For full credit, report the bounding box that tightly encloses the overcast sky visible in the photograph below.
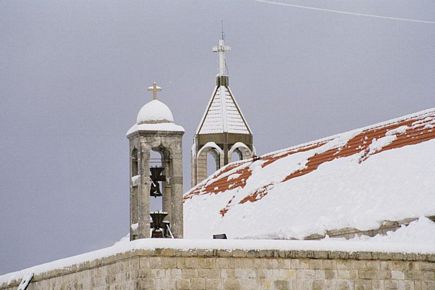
[1,0,434,274]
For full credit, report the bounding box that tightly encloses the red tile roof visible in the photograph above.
[185,108,435,218]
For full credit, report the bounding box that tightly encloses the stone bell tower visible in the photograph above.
[127,82,184,240]
[192,37,254,186]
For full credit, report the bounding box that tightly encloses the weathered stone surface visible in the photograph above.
[1,249,433,290]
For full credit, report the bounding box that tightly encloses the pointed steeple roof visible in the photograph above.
[196,38,252,135]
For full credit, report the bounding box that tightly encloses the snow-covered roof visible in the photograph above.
[127,98,184,136]
[137,99,174,124]
[184,108,435,239]
[196,85,252,135]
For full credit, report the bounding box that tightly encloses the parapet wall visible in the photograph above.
[1,248,434,290]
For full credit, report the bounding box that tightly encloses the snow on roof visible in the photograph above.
[2,217,434,285]
[127,99,184,136]
[196,85,252,135]
[137,99,174,124]
[184,108,435,239]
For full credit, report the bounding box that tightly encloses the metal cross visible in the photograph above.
[147,82,162,100]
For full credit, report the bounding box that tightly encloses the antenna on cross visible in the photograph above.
[221,20,224,40]
[147,82,162,100]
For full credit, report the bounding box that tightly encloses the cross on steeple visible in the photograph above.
[147,82,162,100]
[212,38,231,76]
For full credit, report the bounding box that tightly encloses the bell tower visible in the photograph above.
[192,37,254,186]
[127,82,184,240]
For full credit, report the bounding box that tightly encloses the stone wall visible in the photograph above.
[1,248,434,290]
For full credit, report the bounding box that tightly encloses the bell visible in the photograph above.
[150,167,166,181]
[150,181,162,197]
[150,211,168,238]
[149,166,166,197]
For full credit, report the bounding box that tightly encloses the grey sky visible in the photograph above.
[1,0,434,274]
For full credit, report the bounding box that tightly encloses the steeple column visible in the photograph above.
[137,142,151,239]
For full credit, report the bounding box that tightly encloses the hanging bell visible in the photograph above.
[150,181,162,197]
[150,167,166,181]
[150,166,166,197]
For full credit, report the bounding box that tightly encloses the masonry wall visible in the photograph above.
[1,248,434,290]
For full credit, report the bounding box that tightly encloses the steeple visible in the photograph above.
[191,36,255,186]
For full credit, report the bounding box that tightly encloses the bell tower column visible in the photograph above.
[137,142,151,239]
[127,82,185,240]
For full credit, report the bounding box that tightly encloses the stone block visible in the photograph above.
[197,268,220,279]
[166,269,182,279]
[392,270,406,280]
[355,280,373,290]
[216,258,235,269]
[358,269,380,279]
[321,259,337,270]
[234,268,256,279]
[337,260,353,270]
[181,269,197,279]
[148,257,162,268]
[160,257,177,268]
[175,279,191,290]
[336,280,354,290]
[337,269,358,279]
[205,278,222,289]
[384,280,405,290]
[274,280,290,290]
[424,281,435,290]
[221,269,236,279]
[137,278,155,289]
[405,270,423,280]
[371,280,385,290]
[185,258,201,269]
[324,269,336,279]
[190,278,206,290]
[294,280,313,290]
[423,271,435,281]
[296,269,316,280]
[420,262,435,272]
[199,258,215,269]
[151,269,165,279]
[223,278,242,290]
[277,258,290,268]
[314,270,325,280]
[309,259,323,270]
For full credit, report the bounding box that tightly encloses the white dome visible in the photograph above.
[136,99,174,124]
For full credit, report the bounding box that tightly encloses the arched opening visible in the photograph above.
[228,142,253,162]
[131,148,138,177]
[207,149,219,177]
[231,148,243,162]
[149,149,164,212]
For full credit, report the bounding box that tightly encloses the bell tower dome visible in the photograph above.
[192,37,254,186]
[127,82,184,240]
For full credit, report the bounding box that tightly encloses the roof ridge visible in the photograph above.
[262,107,435,158]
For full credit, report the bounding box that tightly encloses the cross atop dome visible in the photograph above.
[147,82,162,100]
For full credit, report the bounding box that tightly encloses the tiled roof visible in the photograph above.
[184,108,435,239]
[196,86,251,135]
